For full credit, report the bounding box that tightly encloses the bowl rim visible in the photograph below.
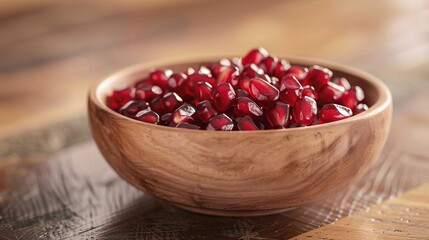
[88,54,392,134]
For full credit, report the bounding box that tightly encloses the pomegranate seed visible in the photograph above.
[279,76,303,105]
[354,103,368,114]
[120,100,150,118]
[171,104,196,125]
[186,68,216,96]
[108,87,134,111]
[216,65,239,87]
[234,97,263,118]
[318,82,345,106]
[283,66,308,81]
[248,78,279,108]
[239,78,252,94]
[292,96,317,126]
[273,59,291,79]
[199,66,212,75]
[302,86,317,100]
[270,76,280,89]
[149,69,173,90]
[135,109,160,124]
[231,57,243,71]
[332,77,351,90]
[342,86,365,111]
[211,59,231,76]
[241,64,264,79]
[259,55,278,75]
[162,92,183,113]
[167,73,187,97]
[212,82,236,112]
[196,100,218,124]
[135,84,163,102]
[194,82,213,105]
[150,97,165,115]
[236,89,249,98]
[185,67,195,76]
[206,114,234,131]
[261,74,273,85]
[303,65,332,90]
[176,122,201,130]
[266,102,292,128]
[160,113,172,125]
[241,48,268,66]
[134,77,151,88]
[318,104,352,123]
[237,116,259,131]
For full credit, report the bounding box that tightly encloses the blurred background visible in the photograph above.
[1,0,429,138]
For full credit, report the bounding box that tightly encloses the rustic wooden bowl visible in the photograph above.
[88,56,392,217]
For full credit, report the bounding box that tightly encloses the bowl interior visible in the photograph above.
[94,56,388,128]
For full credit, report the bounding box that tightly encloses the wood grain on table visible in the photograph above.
[1,0,429,239]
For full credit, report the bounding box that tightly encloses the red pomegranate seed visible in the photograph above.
[239,78,251,94]
[266,102,292,128]
[234,97,263,118]
[237,116,259,131]
[354,103,368,114]
[120,100,150,118]
[342,86,365,111]
[259,55,278,75]
[162,92,183,113]
[318,82,345,106]
[135,109,160,124]
[149,69,173,90]
[206,114,234,131]
[248,78,279,108]
[185,67,195,76]
[108,87,134,111]
[160,113,172,125]
[273,59,291,79]
[171,104,196,125]
[176,122,201,130]
[241,48,268,66]
[292,96,317,126]
[332,77,351,90]
[167,73,187,97]
[135,84,163,102]
[212,82,236,112]
[236,89,249,98]
[279,76,303,105]
[241,64,264,79]
[303,65,332,90]
[318,104,352,123]
[216,65,239,87]
[134,77,151,88]
[196,100,218,124]
[283,66,308,81]
[186,68,216,96]
[149,97,165,115]
[211,59,231,76]
[301,86,317,100]
[194,82,213,105]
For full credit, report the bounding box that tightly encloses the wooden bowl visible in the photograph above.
[88,56,392,216]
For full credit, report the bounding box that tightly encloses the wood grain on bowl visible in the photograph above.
[88,56,392,216]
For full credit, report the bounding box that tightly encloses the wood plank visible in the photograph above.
[293,183,429,239]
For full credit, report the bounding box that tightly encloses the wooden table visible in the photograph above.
[1,0,429,239]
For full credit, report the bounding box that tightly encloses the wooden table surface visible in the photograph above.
[1,0,429,239]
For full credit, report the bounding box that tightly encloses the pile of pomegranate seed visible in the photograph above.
[107,48,368,131]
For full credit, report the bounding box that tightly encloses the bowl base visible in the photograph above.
[171,203,296,217]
